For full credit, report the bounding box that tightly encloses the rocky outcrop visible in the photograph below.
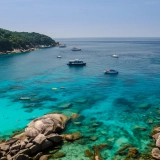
[152,148,160,159]
[0,114,67,160]
[25,114,68,137]
[151,127,160,159]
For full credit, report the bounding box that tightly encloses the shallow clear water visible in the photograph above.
[0,38,160,159]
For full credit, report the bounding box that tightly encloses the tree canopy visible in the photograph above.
[0,28,56,52]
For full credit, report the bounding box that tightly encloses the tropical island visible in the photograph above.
[0,28,58,54]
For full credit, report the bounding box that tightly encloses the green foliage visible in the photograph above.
[0,28,56,52]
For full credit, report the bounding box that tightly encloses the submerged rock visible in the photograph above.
[137,103,151,109]
[117,144,132,156]
[127,147,139,158]
[63,132,82,141]
[90,136,98,141]
[147,119,153,124]
[74,98,87,103]
[58,103,72,109]
[24,109,33,113]
[72,132,82,140]
[52,152,66,158]
[133,126,147,132]
[139,153,153,159]
[71,113,80,121]
[97,143,112,150]
[63,134,74,141]
[75,139,86,145]
[84,149,93,158]
[114,98,133,108]
[92,123,99,127]
[73,122,82,125]
[92,145,102,160]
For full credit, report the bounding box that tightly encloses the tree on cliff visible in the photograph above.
[0,28,56,52]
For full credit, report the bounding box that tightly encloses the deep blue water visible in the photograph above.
[0,38,160,159]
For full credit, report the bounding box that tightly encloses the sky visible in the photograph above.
[0,0,160,38]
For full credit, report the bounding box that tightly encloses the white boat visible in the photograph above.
[71,47,81,51]
[57,55,62,58]
[67,59,86,66]
[112,54,118,58]
[59,44,66,48]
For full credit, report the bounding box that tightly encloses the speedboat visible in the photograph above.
[112,54,118,58]
[67,59,86,66]
[104,70,118,74]
[59,44,66,48]
[57,55,62,58]
[72,47,81,51]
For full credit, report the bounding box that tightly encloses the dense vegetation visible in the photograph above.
[0,28,56,52]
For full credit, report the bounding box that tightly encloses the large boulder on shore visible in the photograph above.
[0,114,67,160]
[25,114,68,137]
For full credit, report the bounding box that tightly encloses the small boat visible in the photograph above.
[112,54,118,58]
[72,47,81,51]
[104,70,118,74]
[67,59,86,66]
[57,55,62,58]
[59,44,66,48]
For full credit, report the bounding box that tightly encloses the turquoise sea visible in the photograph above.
[1,38,160,159]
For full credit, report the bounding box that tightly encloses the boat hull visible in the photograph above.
[72,49,81,51]
[67,63,86,66]
[112,55,118,58]
[105,72,118,74]
[105,70,118,74]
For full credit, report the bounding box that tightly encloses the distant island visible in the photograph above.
[0,28,58,54]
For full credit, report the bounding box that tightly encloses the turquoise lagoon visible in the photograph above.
[0,38,160,159]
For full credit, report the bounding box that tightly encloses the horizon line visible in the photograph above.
[53,36,160,39]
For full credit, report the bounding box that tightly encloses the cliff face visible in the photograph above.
[0,28,57,53]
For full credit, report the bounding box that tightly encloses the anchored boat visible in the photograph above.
[67,59,86,66]
[104,70,118,74]
[71,47,81,51]
[112,54,118,58]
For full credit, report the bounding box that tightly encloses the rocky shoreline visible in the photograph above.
[0,114,67,160]
[0,113,103,160]
[0,45,57,55]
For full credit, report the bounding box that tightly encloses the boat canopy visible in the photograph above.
[69,59,83,63]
